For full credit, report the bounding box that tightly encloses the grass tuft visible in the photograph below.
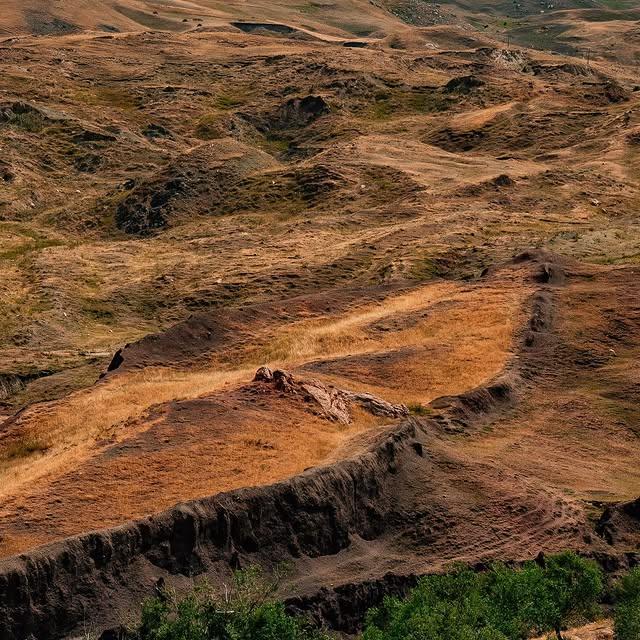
[407,402,432,416]
[3,436,50,460]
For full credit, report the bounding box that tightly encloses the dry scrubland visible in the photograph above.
[0,0,640,636]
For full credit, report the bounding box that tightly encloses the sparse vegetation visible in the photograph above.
[7,110,46,132]
[215,92,248,110]
[0,237,64,261]
[367,88,450,121]
[132,567,331,640]
[70,86,142,111]
[194,113,226,140]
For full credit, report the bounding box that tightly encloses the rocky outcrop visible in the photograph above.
[276,96,330,128]
[443,75,485,94]
[285,572,419,634]
[252,367,409,424]
[597,497,640,547]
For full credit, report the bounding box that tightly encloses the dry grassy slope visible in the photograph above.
[4,0,639,65]
[0,0,404,37]
[0,22,639,412]
[0,0,639,593]
[0,273,526,556]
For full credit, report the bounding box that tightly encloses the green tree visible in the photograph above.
[614,568,640,640]
[135,567,330,640]
[539,552,603,639]
[363,566,505,640]
[362,553,603,640]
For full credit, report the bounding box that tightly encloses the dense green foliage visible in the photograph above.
[614,568,640,640]
[130,555,640,640]
[363,553,603,640]
[133,567,330,640]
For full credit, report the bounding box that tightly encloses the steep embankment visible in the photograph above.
[0,418,420,639]
[1,251,639,640]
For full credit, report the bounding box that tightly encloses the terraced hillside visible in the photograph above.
[0,1,639,639]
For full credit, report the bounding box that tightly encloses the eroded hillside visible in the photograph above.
[0,2,639,638]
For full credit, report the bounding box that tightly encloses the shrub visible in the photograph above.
[8,111,46,132]
[614,568,640,640]
[2,436,50,460]
[406,403,431,416]
[363,553,603,640]
[133,567,330,640]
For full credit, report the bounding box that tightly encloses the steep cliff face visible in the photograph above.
[0,421,419,640]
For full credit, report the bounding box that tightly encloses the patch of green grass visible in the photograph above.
[81,299,116,323]
[0,238,65,261]
[592,251,640,266]
[194,113,225,140]
[370,96,394,120]
[409,257,442,281]
[69,87,142,111]
[594,0,637,11]
[340,23,375,37]
[259,135,292,157]
[367,89,450,121]
[296,2,321,14]
[214,92,248,110]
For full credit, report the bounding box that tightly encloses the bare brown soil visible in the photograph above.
[0,1,640,637]
[534,621,613,640]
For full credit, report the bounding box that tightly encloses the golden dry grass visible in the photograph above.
[1,6,638,560]
[0,279,524,514]
[0,396,383,557]
[0,366,255,495]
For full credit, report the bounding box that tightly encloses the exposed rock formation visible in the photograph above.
[597,497,640,547]
[252,367,409,424]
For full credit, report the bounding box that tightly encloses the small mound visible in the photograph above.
[114,140,280,235]
[426,110,600,155]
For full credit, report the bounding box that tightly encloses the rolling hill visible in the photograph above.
[0,0,639,638]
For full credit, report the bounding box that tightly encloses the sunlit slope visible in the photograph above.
[0,0,404,37]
